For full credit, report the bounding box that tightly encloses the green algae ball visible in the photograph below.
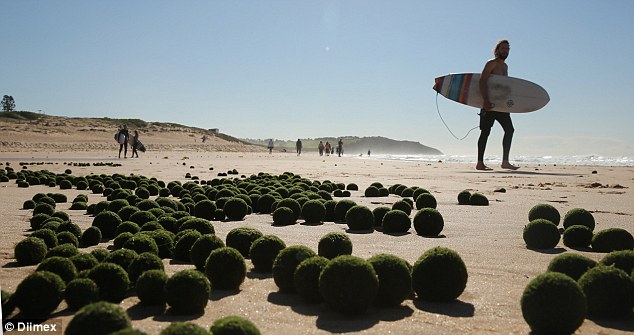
[578,265,634,318]
[520,272,586,334]
[546,253,597,281]
[367,253,412,306]
[319,255,379,314]
[210,316,261,335]
[528,203,560,226]
[272,245,316,293]
[65,301,131,335]
[412,247,467,302]
[523,219,560,249]
[563,208,595,231]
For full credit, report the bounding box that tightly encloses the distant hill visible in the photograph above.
[242,136,443,155]
[0,112,442,155]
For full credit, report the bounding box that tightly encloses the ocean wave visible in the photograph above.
[355,154,634,167]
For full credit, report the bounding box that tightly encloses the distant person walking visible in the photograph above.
[296,139,302,156]
[318,141,324,156]
[324,142,331,156]
[131,130,140,158]
[268,139,274,154]
[477,39,519,171]
[117,125,129,158]
[337,139,344,157]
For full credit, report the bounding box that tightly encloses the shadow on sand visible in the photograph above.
[268,291,414,333]
[528,247,567,255]
[464,170,581,177]
[589,314,634,332]
[210,289,241,301]
[152,309,204,323]
[314,305,414,333]
[246,271,272,280]
[2,261,23,268]
[413,299,475,318]
[127,303,166,320]
[345,228,375,234]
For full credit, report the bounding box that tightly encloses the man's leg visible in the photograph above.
[477,110,494,170]
[497,113,518,170]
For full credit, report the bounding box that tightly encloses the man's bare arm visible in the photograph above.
[480,60,496,110]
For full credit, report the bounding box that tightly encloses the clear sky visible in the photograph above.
[2,1,633,157]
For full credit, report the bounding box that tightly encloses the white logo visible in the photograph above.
[5,321,15,331]
[3,321,59,332]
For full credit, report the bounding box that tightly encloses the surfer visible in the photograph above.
[117,125,129,159]
[477,39,519,171]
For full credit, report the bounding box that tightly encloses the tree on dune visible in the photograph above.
[2,95,16,112]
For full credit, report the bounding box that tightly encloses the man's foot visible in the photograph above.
[501,162,519,170]
[476,162,493,171]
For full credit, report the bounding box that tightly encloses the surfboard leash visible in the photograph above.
[435,93,479,141]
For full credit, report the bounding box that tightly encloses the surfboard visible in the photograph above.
[115,132,126,144]
[433,73,550,113]
[135,140,146,153]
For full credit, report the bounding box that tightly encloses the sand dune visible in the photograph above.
[0,113,263,153]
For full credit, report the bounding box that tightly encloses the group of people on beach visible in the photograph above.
[317,139,343,157]
[317,139,344,156]
[115,125,140,159]
[266,138,346,157]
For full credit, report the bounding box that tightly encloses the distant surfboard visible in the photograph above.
[115,133,126,144]
[135,140,146,153]
[433,73,550,113]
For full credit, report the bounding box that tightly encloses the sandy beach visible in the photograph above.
[1,130,633,334]
[4,1,634,332]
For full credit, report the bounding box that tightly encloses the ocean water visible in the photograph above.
[355,154,634,167]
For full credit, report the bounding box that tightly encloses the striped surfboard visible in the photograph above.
[433,73,550,113]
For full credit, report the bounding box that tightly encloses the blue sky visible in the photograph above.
[2,1,633,157]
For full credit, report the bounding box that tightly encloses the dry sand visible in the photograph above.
[1,135,633,334]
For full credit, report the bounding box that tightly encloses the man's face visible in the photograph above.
[498,43,510,60]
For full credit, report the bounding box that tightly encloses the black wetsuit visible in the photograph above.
[477,110,514,162]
